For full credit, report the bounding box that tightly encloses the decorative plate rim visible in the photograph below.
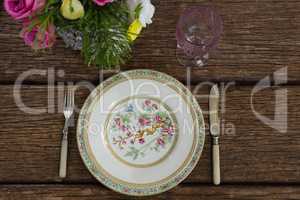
[76,69,205,196]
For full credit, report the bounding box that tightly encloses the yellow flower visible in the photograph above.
[127,19,143,41]
[60,0,84,20]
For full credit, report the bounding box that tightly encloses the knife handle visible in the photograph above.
[213,137,220,185]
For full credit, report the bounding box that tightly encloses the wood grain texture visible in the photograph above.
[1,0,300,83]
[221,85,300,183]
[0,84,210,183]
[0,184,299,200]
[0,85,299,183]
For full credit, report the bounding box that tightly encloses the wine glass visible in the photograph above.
[176,6,223,67]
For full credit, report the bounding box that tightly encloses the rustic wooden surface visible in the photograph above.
[0,0,300,199]
[0,85,300,184]
[1,0,300,84]
[1,185,300,200]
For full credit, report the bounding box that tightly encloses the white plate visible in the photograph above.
[77,70,205,196]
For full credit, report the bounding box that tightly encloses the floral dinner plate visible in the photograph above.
[77,70,205,196]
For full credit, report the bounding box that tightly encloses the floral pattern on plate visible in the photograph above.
[106,97,177,167]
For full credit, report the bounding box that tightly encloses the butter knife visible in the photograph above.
[209,84,221,185]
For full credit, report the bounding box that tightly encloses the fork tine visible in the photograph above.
[64,89,68,109]
[68,88,72,109]
[70,87,73,107]
[66,88,69,108]
[71,88,74,108]
[68,87,74,110]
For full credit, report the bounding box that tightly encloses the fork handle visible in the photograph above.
[212,137,220,185]
[59,132,68,178]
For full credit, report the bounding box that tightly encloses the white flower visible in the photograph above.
[127,0,155,27]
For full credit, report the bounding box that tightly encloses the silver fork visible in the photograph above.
[59,87,74,178]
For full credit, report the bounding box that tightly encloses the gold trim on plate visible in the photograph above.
[83,76,197,187]
[77,70,205,196]
[104,96,179,168]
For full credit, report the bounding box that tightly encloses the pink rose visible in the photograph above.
[4,0,46,20]
[93,0,113,6]
[20,20,56,49]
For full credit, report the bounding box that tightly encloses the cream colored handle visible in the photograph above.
[213,144,220,185]
[59,136,68,178]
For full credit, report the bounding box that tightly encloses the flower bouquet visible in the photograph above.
[4,0,155,68]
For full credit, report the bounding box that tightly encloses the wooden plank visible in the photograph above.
[0,84,210,183]
[0,85,299,183]
[0,184,299,199]
[220,85,300,183]
[1,0,300,83]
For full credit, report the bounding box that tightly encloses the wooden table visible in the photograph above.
[1,0,300,199]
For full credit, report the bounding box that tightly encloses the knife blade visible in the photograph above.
[209,84,221,185]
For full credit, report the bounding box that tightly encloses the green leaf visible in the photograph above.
[122,114,130,124]
[53,1,132,69]
[134,3,143,19]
